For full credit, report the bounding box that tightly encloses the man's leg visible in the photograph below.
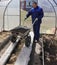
[33,24,40,43]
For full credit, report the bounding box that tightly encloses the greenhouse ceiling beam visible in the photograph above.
[53,0,57,6]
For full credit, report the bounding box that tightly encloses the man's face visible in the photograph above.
[32,3,37,8]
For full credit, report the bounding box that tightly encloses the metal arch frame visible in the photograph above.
[53,0,57,35]
[42,1,57,65]
[53,0,57,6]
[47,0,57,35]
[20,0,21,26]
[3,0,21,31]
[3,0,12,31]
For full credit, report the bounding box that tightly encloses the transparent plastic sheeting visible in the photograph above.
[0,0,20,32]
[38,0,57,34]
[4,0,20,30]
[38,0,57,12]
[0,1,9,32]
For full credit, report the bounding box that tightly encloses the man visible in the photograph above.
[25,1,44,43]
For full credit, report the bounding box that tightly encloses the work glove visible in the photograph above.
[24,16,27,21]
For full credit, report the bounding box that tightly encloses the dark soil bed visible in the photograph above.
[43,35,57,65]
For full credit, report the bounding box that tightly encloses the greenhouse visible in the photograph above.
[0,0,57,65]
[0,0,57,34]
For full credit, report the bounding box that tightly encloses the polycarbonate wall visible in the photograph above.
[4,0,20,30]
[38,0,57,34]
[0,1,9,32]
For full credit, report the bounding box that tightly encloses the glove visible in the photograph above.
[24,16,27,21]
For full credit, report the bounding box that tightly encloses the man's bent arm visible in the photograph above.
[26,9,32,18]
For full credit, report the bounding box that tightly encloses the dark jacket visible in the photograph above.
[26,6,44,25]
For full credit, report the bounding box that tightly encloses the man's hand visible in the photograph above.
[24,16,27,21]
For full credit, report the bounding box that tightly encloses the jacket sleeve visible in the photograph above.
[38,8,44,19]
[26,9,32,18]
